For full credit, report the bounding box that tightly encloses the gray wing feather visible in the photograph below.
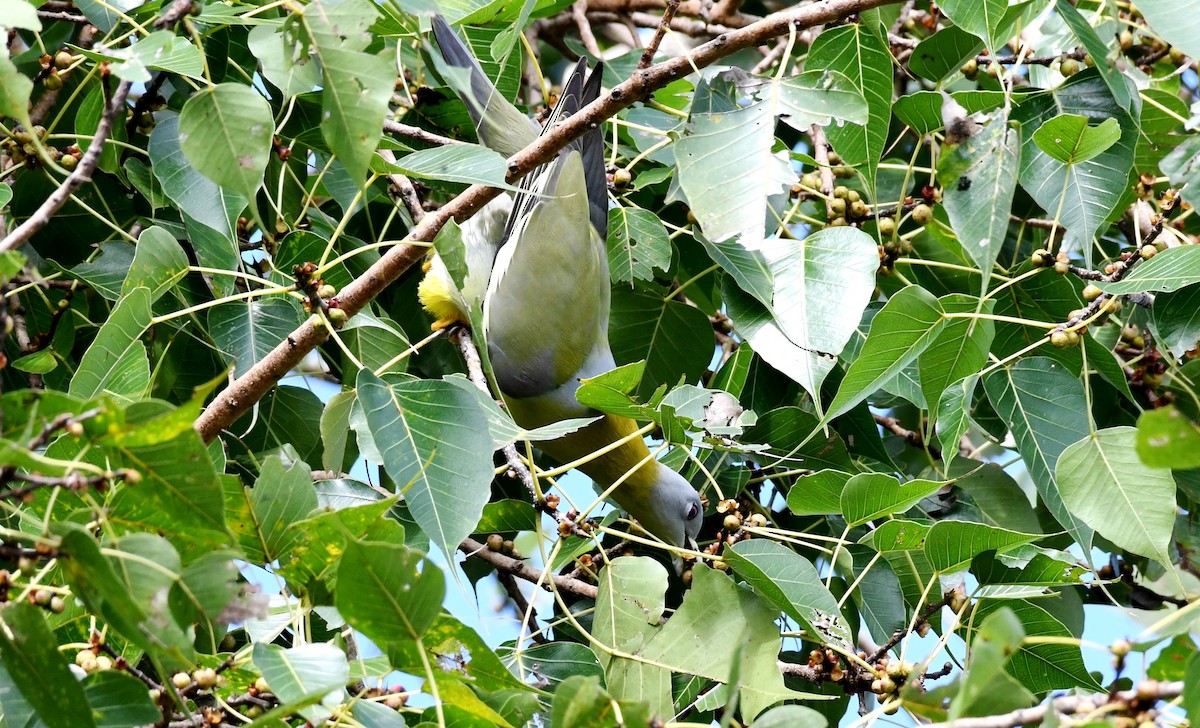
[430,16,538,157]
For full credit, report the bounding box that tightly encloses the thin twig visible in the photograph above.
[459,537,599,599]
[378,150,425,223]
[638,0,682,68]
[866,591,954,663]
[810,125,834,216]
[383,120,466,148]
[573,0,603,58]
[496,571,550,644]
[1,0,194,254]
[0,77,131,253]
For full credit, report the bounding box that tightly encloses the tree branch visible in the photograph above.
[638,0,682,68]
[383,119,466,148]
[0,0,194,254]
[193,0,903,443]
[924,682,1183,728]
[0,78,131,254]
[459,537,599,599]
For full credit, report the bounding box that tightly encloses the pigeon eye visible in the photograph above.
[686,502,700,521]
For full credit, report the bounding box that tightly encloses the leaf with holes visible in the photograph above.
[608,205,672,284]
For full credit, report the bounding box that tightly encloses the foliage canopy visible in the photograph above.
[1,0,1200,726]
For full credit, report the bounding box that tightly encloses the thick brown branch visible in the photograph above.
[194,0,903,442]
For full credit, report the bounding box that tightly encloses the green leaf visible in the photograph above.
[69,243,133,301]
[179,83,273,200]
[87,31,204,83]
[983,357,1093,551]
[744,406,853,471]
[1095,246,1200,294]
[725,539,854,648]
[123,226,188,302]
[0,54,33,132]
[384,144,511,187]
[592,556,672,718]
[353,370,494,561]
[787,470,851,517]
[908,26,983,83]
[551,676,628,728]
[274,493,396,592]
[238,384,325,468]
[972,549,1089,589]
[208,298,301,375]
[85,671,160,728]
[253,642,348,722]
[861,519,936,609]
[674,100,795,246]
[608,205,672,284]
[1057,426,1177,567]
[386,613,527,694]
[246,455,317,562]
[498,643,603,688]
[104,427,231,551]
[149,113,245,239]
[697,234,773,308]
[0,0,41,31]
[754,705,828,728]
[302,0,392,182]
[1014,73,1135,265]
[924,521,1040,572]
[637,566,814,720]
[919,295,995,413]
[1151,284,1200,358]
[1138,0,1200,59]
[70,286,152,401]
[823,286,947,423]
[935,374,976,465]
[1185,652,1200,718]
[846,544,907,641]
[950,608,1032,720]
[895,90,1009,134]
[1055,0,1133,110]
[609,288,714,399]
[938,114,1019,292]
[12,349,57,374]
[1032,114,1121,165]
[1137,406,1200,470]
[56,526,194,670]
[0,603,96,728]
[760,69,869,131]
[940,0,1006,48]
[724,227,877,402]
[841,473,943,527]
[969,599,1101,691]
[247,21,321,98]
[806,24,892,191]
[337,539,445,643]
[341,312,411,375]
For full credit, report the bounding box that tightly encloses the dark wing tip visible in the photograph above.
[579,63,608,239]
